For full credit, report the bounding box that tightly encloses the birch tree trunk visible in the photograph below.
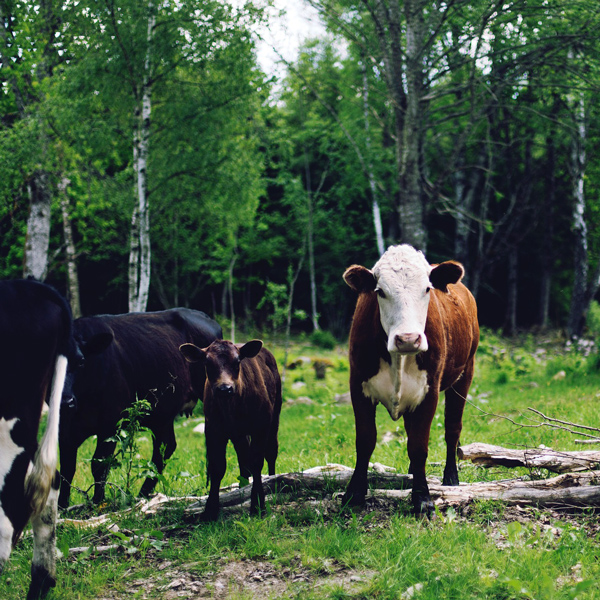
[361,57,385,255]
[129,7,155,313]
[58,177,81,319]
[567,90,588,338]
[23,170,52,281]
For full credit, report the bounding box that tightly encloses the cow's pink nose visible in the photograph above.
[395,333,421,349]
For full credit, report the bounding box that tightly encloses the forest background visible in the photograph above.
[2,0,600,341]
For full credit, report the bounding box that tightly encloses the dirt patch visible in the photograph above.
[109,558,375,599]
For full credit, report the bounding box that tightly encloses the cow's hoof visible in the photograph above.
[341,491,366,508]
[198,509,219,523]
[442,470,459,487]
[413,497,435,519]
[27,566,56,599]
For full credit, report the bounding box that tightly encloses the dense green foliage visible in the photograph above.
[2,1,600,333]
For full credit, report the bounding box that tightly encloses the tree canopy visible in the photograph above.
[2,0,600,337]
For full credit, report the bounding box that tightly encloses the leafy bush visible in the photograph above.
[310,329,337,350]
[586,300,600,339]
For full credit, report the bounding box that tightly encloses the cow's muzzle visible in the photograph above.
[215,383,235,398]
[393,333,426,354]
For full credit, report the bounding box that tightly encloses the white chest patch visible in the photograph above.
[362,356,429,421]
[0,417,24,560]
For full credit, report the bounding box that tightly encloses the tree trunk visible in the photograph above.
[361,56,385,255]
[128,7,155,313]
[23,171,52,281]
[399,0,426,251]
[539,132,556,330]
[58,177,81,319]
[567,91,588,338]
[503,235,518,336]
[227,250,238,342]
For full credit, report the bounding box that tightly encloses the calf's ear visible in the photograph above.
[343,265,376,293]
[429,261,465,292]
[239,339,263,360]
[179,343,206,363]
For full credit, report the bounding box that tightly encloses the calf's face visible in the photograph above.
[180,339,263,399]
[344,245,464,355]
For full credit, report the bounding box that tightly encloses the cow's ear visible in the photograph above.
[239,339,263,360]
[430,261,465,292]
[82,332,113,356]
[180,343,206,363]
[343,265,376,293]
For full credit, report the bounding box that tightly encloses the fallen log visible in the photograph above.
[184,464,414,515]
[458,443,600,473]
[378,471,600,507]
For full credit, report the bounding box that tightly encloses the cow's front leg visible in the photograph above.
[57,436,78,509]
[139,422,177,498]
[201,426,228,522]
[27,473,59,600]
[342,389,377,507]
[231,435,252,481]
[404,391,438,517]
[91,435,117,504]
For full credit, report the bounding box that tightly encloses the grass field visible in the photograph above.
[3,329,600,599]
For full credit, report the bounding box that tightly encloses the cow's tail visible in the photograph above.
[25,354,67,516]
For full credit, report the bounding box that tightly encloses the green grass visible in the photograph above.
[3,329,600,599]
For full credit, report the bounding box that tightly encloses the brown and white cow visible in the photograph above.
[342,244,479,515]
[180,339,282,521]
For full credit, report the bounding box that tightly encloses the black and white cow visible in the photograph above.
[0,279,75,598]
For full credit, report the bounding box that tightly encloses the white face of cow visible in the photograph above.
[344,244,466,356]
[372,246,433,354]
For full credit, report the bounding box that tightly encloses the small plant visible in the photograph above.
[104,396,160,505]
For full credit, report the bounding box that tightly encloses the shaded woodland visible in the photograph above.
[2,0,600,338]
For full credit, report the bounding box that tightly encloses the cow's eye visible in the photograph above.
[376,287,386,299]
[425,286,432,294]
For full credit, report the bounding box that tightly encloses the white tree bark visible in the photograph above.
[362,58,385,255]
[23,172,52,281]
[129,7,155,313]
[59,177,82,318]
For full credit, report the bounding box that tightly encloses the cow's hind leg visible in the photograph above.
[140,422,177,498]
[248,435,267,516]
[443,361,474,487]
[265,419,279,476]
[342,390,377,507]
[27,472,59,600]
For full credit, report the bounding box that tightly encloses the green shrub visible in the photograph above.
[310,329,337,350]
[586,300,600,339]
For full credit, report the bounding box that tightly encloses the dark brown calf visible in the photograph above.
[180,339,282,521]
[342,245,479,515]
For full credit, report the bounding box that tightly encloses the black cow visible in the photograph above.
[180,339,282,521]
[58,308,222,508]
[0,279,75,598]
